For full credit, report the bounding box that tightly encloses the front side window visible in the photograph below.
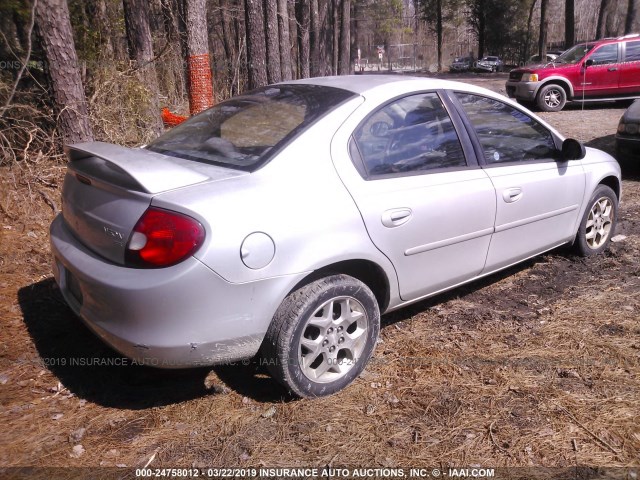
[147,85,356,171]
[353,92,467,177]
[455,93,556,164]
[555,43,595,65]
[588,43,619,65]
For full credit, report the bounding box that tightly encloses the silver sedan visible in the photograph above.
[50,76,621,397]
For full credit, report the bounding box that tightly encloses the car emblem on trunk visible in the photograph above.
[103,226,124,246]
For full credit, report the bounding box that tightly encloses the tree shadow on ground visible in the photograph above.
[18,279,290,408]
[20,259,540,406]
[19,244,586,406]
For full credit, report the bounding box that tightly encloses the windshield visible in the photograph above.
[554,43,595,64]
[147,84,356,171]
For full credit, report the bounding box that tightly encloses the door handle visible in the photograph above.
[608,67,618,71]
[381,208,412,227]
[502,187,523,203]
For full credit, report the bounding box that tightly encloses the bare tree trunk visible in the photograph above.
[218,0,233,61]
[245,0,268,88]
[436,0,443,72]
[564,0,575,49]
[35,0,93,144]
[338,0,350,75]
[109,0,130,62]
[234,0,247,92]
[596,0,611,39]
[476,0,486,59]
[277,0,293,80]
[317,0,330,76]
[524,0,536,61]
[264,0,282,83]
[123,0,163,135]
[0,11,23,61]
[86,0,114,59]
[288,0,298,77]
[296,0,310,78]
[310,0,321,76]
[332,0,339,75]
[185,0,214,113]
[538,0,548,58]
[350,0,357,69]
[625,0,637,34]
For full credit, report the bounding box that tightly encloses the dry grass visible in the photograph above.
[1,75,639,473]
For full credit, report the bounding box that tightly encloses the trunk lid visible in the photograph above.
[62,141,246,265]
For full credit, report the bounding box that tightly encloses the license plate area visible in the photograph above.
[66,269,84,306]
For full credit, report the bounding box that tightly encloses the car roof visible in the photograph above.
[279,75,486,96]
[586,33,640,47]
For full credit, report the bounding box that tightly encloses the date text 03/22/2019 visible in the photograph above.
[134,467,497,478]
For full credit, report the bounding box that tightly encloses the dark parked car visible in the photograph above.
[475,56,503,72]
[450,57,472,72]
[507,34,640,111]
[616,100,640,162]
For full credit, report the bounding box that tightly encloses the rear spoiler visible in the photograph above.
[65,142,209,194]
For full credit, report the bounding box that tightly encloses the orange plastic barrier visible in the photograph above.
[187,53,214,115]
[161,53,214,127]
[161,107,187,127]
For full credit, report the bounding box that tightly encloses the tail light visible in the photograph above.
[125,207,205,267]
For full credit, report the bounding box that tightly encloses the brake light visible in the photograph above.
[126,207,205,267]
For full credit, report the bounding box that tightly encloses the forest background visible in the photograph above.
[0,0,638,157]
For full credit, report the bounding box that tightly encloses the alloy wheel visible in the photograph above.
[298,296,369,383]
[585,196,614,249]
[544,88,563,109]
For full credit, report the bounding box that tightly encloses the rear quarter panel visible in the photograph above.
[151,97,399,290]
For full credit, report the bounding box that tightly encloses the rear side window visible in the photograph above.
[625,41,640,62]
[353,92,467,177]
[455,93,556,164]
[147,85,356,171]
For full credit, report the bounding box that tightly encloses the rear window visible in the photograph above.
[626,41,640,62]
[147,84,356,171]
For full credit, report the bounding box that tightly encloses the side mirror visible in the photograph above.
[585,59,594,67]
[561,138,586,160]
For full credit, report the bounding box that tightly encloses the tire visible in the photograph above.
[536,84,567,112]
[574,185,618,256]
[262,274,380,398]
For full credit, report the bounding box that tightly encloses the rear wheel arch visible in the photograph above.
[287,259,391,313]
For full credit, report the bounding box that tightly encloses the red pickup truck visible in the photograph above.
[506,34,640,111]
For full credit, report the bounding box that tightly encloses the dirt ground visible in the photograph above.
[1,74,639,475]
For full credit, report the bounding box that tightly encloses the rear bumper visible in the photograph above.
[476,63,499,72]
[505,80,540,101]
[50,214,304,367]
